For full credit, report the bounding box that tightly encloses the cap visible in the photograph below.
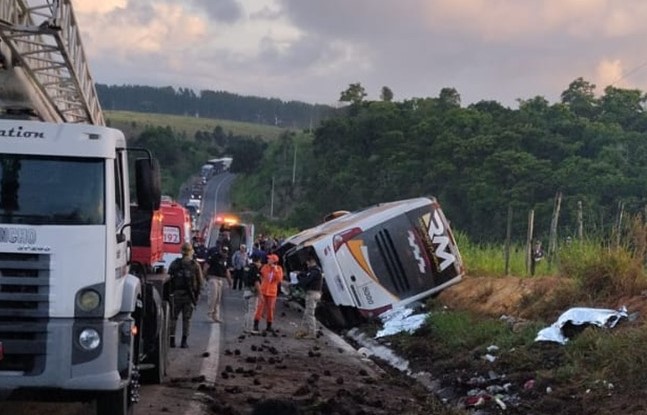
[221,246,229,252]
[181,242,194,255]
[250,253,261,262]
[267,254,279,263]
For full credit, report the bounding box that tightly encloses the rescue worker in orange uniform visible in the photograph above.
[252,254,283,333]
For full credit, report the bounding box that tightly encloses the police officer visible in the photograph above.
[203,246,232,323]
[295,254,323,339]
[168,242,203,348]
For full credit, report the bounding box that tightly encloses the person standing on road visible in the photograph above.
[168,242,203,348]
[253,254,283,333]
[295,255,323,339]
[203,246,232,323]
[231,244,248,290]
[243,254,263,334]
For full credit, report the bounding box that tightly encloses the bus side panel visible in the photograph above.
[311,241,356,308]
[333,242,399,310]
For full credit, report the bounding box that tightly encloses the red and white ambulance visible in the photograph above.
[156,199,193,270]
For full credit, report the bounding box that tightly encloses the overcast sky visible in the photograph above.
[74,0,647,107]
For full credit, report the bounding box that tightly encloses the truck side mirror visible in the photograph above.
[135,158,161,210]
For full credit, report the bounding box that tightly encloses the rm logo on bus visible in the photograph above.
[423,211,456,272]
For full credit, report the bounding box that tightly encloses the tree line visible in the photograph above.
[96,84,337,130]
[240,78,647,243]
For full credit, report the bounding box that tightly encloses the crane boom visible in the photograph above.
[0,0,103,124]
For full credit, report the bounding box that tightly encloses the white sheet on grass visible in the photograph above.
[535,306,628,344]
[376,307,429,338]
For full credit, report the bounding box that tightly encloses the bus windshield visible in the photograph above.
[0,154,105,225]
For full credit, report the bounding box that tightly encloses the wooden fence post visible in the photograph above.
[577,200,583,239]
[548,192,562,265]
[526,209,534,276]
[504,204,512,275]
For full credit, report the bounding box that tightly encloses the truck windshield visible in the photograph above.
[0,154,104,225]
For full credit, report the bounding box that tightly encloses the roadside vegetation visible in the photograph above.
[383,220,647,414]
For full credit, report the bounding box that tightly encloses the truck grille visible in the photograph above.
[0,253,50,374]
[375,230,410,294]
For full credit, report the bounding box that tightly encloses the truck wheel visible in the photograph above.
[96,387,133,415]
[142,300,170,384]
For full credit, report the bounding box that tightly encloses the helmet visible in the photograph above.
[181,242,194,255]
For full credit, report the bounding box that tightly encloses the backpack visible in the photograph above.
[170,258,195,291]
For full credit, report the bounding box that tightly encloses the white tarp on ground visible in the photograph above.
[535,306,628,344]
[376,307,429,338]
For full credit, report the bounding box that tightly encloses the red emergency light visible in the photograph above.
[0,341,4,361]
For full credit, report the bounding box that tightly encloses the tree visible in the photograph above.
[560,77,598,119]
[438,87,461,109]
[380,86,394,102]
[339,83,367,105]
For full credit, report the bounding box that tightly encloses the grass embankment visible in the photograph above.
[388,230,647,413]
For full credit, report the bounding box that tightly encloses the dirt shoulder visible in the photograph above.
[381,275,647,415]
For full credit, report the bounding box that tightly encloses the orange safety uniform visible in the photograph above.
[254,262,284,324]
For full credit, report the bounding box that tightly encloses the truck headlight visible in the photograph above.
[77,289,101,312]
[78,328,101,351]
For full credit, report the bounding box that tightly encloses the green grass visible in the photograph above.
[105,110,288,141]
[456,232,557,277]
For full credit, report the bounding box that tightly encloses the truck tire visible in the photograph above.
[96,387,133,415]
[143,300,170,384]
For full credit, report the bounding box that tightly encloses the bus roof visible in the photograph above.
[282,197,435,249]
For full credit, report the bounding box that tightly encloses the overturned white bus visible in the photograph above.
[278,197,464,328]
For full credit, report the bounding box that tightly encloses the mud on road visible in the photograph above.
[199,299,456,415]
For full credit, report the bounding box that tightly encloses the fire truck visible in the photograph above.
[0,1,170,414]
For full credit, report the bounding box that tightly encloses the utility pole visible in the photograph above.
[270,175,275,219]
[292,143,297,185]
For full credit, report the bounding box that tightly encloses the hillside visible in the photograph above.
[105,110,288,141]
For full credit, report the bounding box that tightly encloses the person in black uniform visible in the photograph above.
[295,254,323,339]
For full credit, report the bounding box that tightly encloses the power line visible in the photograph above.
[610,59,647,86]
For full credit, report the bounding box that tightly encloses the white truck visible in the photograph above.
[0,1,169,414]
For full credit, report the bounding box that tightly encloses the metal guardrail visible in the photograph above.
[0,0,104,125]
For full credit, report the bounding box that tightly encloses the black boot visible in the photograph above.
[266,322,273,333]
[180,336,188,348]
[170,336,176,348]
[252,320,260,334]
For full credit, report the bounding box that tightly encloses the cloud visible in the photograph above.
[72,0,647,106]
[74,0,127,14]
[189,0,243,24]
[595,59,625,89]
